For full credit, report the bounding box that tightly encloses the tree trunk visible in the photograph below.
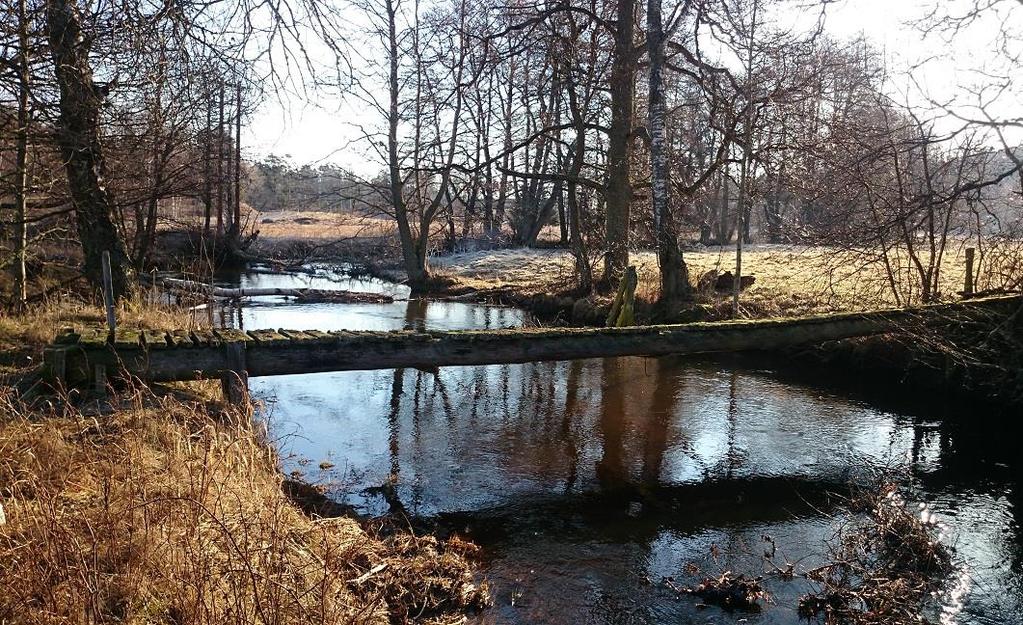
[718,167,731,245]
[568,181,592,292]
[523,183,562,247]
[384,0,428,289]
[216,83,225,236]
[13,0,30,305]
[232,83,242,240]
[565,77,592,292]
[492,57,515,240]
[203,97,213,239]
[647,0,689,306]
[45,0,133,299]
[557,188,568,244]
[733,0,758,318]
[603,0,636,285]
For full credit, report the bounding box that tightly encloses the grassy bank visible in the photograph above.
[430,244,1009,319]
[0,300,489,624]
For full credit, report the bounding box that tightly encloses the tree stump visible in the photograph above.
[606,266,638,327]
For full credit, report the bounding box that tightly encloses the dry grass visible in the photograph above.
[431,243,1020,317]
[253,211,396,243]
[0,389,487,624]
[0,297,203,378]
[0,302,489,625]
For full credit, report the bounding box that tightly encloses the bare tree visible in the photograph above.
[45,0,133,298]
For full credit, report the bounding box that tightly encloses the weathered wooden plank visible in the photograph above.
[79,327,109,348]
[168,330,194,348]
[214,328,254,344]
[54,327,79,345]
[142,329,170,349]
[279,329,318,342]
[191,329,221,346]
[113,329,143,350]
[248,329,290,346]
[304,330,336,342]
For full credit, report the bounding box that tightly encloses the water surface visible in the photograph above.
[215,264,1022,625]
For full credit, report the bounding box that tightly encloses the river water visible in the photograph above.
[213,265,1022,625]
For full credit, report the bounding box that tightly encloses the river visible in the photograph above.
[210,264,1022,625]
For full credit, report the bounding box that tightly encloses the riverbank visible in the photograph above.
[428,245,992,321]
[423,247,1023,406]
[0,279,1002,624]
[0,300,489,624]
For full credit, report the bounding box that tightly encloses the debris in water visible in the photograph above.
[799,480,955,624]
[667,571,768,612]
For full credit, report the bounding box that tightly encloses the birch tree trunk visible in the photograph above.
[13,0,30,304]
[647,0,689,306]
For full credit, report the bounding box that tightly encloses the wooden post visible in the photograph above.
[42,346,68,389]
[221,341,249,405]
[50,347,66,385]
[101,250,116,336]
[964,247,975,296]
[94,363,107,396]
[234,83,242,234]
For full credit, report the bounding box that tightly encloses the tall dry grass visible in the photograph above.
[0,386,488,624]
[0,296,197,348]
[0,297,488,625]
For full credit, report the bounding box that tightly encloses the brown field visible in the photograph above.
[253,210,396,242]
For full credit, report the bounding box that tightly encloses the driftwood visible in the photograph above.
[157,277,394,303]
[697,270,755,293]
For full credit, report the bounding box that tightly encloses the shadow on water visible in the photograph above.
[212,265,1022,625]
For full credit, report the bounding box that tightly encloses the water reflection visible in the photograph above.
[211,266,1022,625]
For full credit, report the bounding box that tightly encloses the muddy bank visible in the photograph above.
[792,332,1023,409]
[778,293,1023,408]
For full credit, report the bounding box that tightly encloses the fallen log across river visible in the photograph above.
[42,294,1021,403]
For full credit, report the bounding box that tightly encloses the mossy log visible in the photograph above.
[43,295,1021,387]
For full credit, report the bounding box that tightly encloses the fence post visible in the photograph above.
[964,247,975,297]
[101,250,116,335]
[222,341,249,406]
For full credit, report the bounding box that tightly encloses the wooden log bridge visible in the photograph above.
[42,295,1021,404]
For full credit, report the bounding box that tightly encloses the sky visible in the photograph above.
[242,0,1016,175]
